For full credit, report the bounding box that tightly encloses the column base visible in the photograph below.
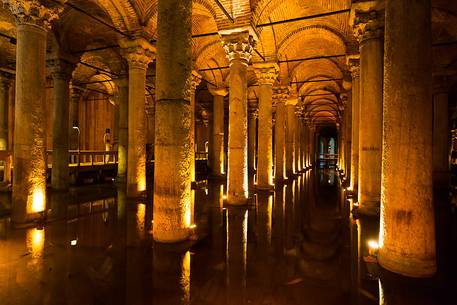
[153,227,191,243]
[255,184,274,192]
[226,194,248,206]
[352,202,380,218]
[379,248,436,278]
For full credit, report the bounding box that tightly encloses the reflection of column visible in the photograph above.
[226,207,248,305]
[120,38,154,197]
[221,30,256,204]
[114,77,128,181]
[286,97,297,177]
[274,87,288,183]
[5,1,62,224]
[348,56,360,192]
[352,8,384,215]
[49,59,74,191]
[247,100,257,174]
[190,71,202,182]
[379,0,436,277]
[0,73,11,151]
[208,86,227,176]
[153,0,192,242]
[432,78,450,188]
[254,63,278,189]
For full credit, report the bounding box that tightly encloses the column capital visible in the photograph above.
[119,37,156,70]
[273,86,289,105]
[346,55,360,78]
[351,4,385,43]
[340,93,349,106]
[191,70,202,92]
[253,62,279,85]
[2,0,62,30]
[220,29,256,64]
[248,99,258,118]
[208,85,228,97]
[70,84,84,100]
[47,58,75,80]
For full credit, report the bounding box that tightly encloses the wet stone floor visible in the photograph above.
[0,168,456,305]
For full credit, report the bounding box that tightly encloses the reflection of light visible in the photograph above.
[267,195,272,244]
[136,203,146,233]
[31,188,45,213]
[242,210,248,272]
[189,224,196,229]
[71,239,77,246]
[368,240,379,256]
[205,188,208,195]
[219,185,224,208]
[137,176,146,192]
[181,251,191,303]
[26,228,45,258]
[222,194,227,200]
[185,201,192,228]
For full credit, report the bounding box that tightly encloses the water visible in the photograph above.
[0,169,455,305]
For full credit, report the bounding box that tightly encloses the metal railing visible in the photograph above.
[46,150,118,167]
[318,153,338,160]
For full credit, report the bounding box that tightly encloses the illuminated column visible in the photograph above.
[247,100,257,174]
[4,1,62,224]
[341,93,351,180]
[114,77,128,181]
[190,71,202,182]
[294,112,302,172]
[352,8,384,215]
[120,38,155,197]
[49,59,74,191]
[145,99,155,155]
[379,0,436,277]
[153,0,193,242]
[274,87,288,183]
[432,77,450,188]
[285,97,297,178]
[208,86,227,176]
[348,56,360,192]
[0,73,11,151]
[309,126,316,166]
[254,63,278,189]
[303,122,309,168]
[221,30,256,204]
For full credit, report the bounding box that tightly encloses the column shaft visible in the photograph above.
[349,60,360,192]
[274,100,286,182]
[127,66,147,196]
[51,72,71,190]
[379,0,436,277]
[294,115,301,172]
[286,102,296,177]
[433,92,449,187]
[116,78,128,181]
[248,106,257,173]
[13,24,48,224]
[209,91,226,176]
[356,18,384,214]
[257,83,274,188]
[0,75,10,150]
[153,0,192,242]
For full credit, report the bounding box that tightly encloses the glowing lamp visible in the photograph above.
[367,240,379,256]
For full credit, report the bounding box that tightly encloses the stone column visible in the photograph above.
[145,100,155,158]
[254,62,278,189]
[49,59,74,191]
[294,112,302,172]
[0,73,11,151]
[344,94,352,181]
[348,56,360,193]
[208,86,227,177]
[285,97,297,178]
[190,71,202,182]
[120,38,155,197]
[274,87,288,183]
[221,30,256,204]
[303,122,309,168]
[352,8,384,215]
[69,86,82,156]
[114,77,128,181]
[309,126,316,166]
[432,77,450,188]
[153,0,193,242]
[247,100,257,174]
[3,0,62,224]
[379,0,436,277]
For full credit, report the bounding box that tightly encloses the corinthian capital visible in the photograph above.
[273,86,289,105]
[191,70,202,92]
[346,55,360,79]
[120,37,156,70]
[220,29,257,64]
[253,62,279,85]
[352,9,384,43]
[2,0,62,29]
